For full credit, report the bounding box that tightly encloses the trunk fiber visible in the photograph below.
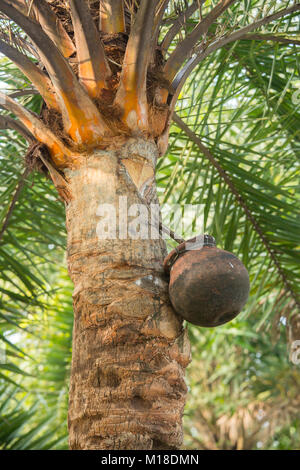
[66,138,190,450]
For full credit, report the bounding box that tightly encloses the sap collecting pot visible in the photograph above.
[164,236,250,327]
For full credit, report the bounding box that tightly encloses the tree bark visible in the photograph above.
[66,138,190,450]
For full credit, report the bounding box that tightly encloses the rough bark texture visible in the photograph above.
[66,139,190,450]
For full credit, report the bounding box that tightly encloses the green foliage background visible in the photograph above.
[0,0,300,450]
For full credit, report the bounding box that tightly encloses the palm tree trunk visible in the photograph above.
[66,138,190,450]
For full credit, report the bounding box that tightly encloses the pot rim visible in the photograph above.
[163,234,216,274]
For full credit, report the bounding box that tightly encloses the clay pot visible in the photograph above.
[164,235,250,327]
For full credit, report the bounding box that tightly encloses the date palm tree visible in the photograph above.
[0,0,299,450]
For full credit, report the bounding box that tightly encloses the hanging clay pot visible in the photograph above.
[164,235,250,327]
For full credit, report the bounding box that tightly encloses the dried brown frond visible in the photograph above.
[101,32,128,69]
[24,141,49,175]
[46,0,74,36]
